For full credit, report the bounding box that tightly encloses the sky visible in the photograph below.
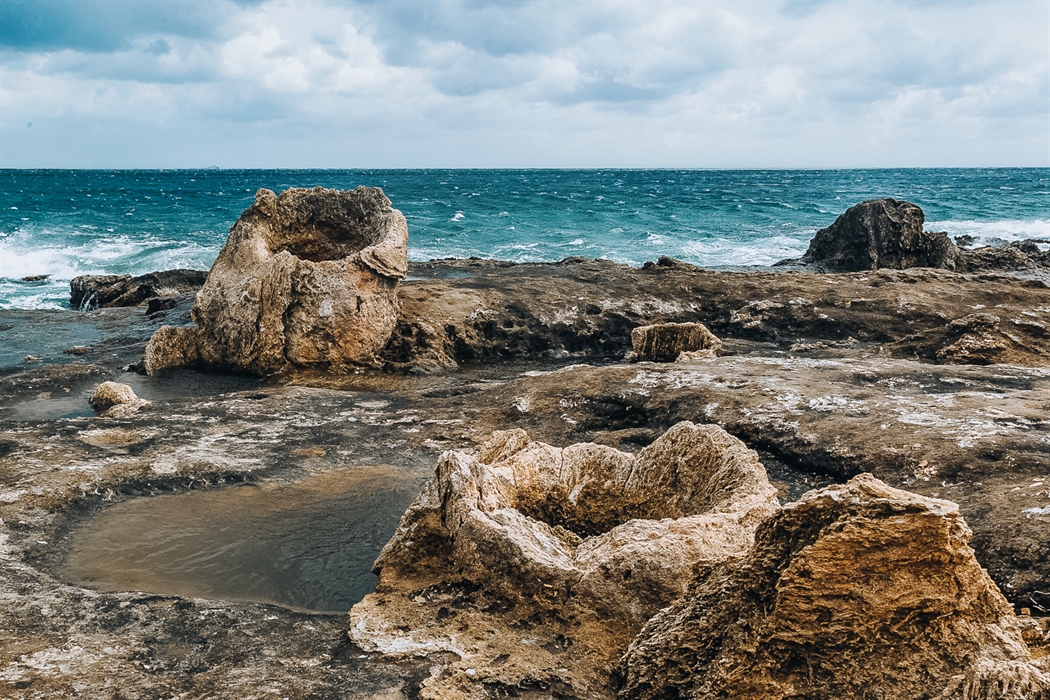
[1,0,1048,169]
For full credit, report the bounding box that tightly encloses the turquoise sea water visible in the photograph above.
[1,168,1048,310]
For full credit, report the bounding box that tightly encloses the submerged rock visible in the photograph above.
[793,198,959,271]
[89,381,148,418]
[630,322,721,362]
[70,270,207,310]
[143,187,408,375]
[620,474,1050,700]
[349,421,777,698]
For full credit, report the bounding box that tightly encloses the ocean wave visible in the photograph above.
[927,219,1050,245]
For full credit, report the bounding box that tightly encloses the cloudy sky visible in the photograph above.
[1,0,1048,168]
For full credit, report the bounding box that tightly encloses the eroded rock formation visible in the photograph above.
[143,187,407,375]
[620,474,1050,700]
[348,421,777,698]
[630,322,721,362]
[795,198,959,271]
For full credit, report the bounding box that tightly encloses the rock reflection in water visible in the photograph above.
[59,466,425,613]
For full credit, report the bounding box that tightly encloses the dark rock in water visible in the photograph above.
[620,474,1050,700]
[20,275,49,282]
[955,234,977,249]
[143,186,408,376]
[145,296,179,315]
[792,198,959,272]
[70,270,207,310]
[61,346,93,356]
[630,322,721,362]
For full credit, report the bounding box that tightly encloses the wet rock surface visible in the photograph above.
[2,257,1049,697]
[70,270,207,311]
[144,186,408,375]
[621,474,1049,699]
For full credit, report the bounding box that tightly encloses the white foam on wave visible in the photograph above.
[929,219,1050,246]
[679,233,810,267]
[0,227,219,309]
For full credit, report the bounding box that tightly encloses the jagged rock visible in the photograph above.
[89,381,149,417]
[958,239,1050,273]
[630,322,721,362]
[348,421,777,698]
[620,474,1050,700]
[794,198,959,271]
[70,270,207,310]
[892,311,1050,367]
[143,187,408,375]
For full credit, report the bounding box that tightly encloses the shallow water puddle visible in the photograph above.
[58,466,427,613]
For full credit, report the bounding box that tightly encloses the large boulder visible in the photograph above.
[70,269,207,310]
[348,422,777,698]
[142,186,408,375]
[620,474,1050,700]
[798,198,959,271]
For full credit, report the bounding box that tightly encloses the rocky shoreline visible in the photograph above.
[2,195,1049,698]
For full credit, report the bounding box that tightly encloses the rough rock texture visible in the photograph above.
[959,240,1050,274]
[348,422,777,698]
[144,186,408,375]
[630,322,721,362]
[70,270,207,310]
[4,256,1050,698]
[380,259,1050,373]
[89,381,149,418]
[621,474,1050,700]
[796,198,959,271]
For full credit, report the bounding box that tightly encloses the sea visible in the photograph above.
[1,168,1048,310]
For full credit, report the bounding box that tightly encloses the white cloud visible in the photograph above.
[0,0,1046,167]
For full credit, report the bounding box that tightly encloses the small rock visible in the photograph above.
[23,355,41,363]
[20,274,49,282]
[89,381,149,417]
[62,346,93,356]
[630,322,721,362]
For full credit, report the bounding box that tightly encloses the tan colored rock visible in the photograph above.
[348,421,777,698]
[620,474,1050,700]
[89,381,149,418]
[143,186,408,375]
[630,322,721,362]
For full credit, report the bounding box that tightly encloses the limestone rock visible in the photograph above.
[620,474,1050,700]
[70,270,207,310]
[143,186,408,375]
[348,422,777,698]
[798,198,959,271]
[630,322,721,362]
[89,381,149,418]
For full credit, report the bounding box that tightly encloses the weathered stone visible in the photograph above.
[958,239,1050,273]
[620,474,1050,700]
[89,381,149,417]
[143,187,407,375]
[348,421,777,698]
[796,198,959,271]
[70,270,207,310]
[630,322,721,362]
